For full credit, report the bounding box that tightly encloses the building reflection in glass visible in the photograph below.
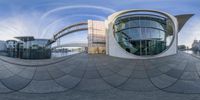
[6,36,51,59]
[114,13,174,56]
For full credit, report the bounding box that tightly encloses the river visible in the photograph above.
[51,51,80,58]
[184,50,200,57]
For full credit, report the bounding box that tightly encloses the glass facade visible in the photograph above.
[21,39,51,59]
[6,40,18,58]
[88,20,106,54]
[6,38,51,59]
[114,14,174,56]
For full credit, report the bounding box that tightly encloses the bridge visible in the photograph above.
[47,22,88,46]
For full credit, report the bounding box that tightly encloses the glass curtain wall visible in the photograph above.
[6,40,18,58]
[114,14,174,56]
[21,39,51,59]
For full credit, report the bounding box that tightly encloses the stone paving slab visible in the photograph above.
[17,68,36,79]
[165,68,183,79]
[119,78,158,92]
[48,67,66,79]
[75,79,113,91]
[55,75,81,89]
[151,74,177,89]
[0,82,12,93]
[33,68,52,81]
[131,70,148,79]
[20,80,66,93]
[1,75,31,91]
[0,68,15,79]
[103,74,128,87]
[181,72,199,80]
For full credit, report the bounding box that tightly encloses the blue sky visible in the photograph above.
[0,0,199,47]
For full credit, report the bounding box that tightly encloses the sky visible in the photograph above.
[0,0,199,47]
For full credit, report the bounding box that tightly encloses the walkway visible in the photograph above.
[0,52,200,99]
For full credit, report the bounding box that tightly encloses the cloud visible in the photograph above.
[0,11,43,40]
[40,14,106,38]
[40,5,116,20]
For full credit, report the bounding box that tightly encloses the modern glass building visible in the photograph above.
[114,13,174,56]
[6,37,51,59]
[105,9,193,59]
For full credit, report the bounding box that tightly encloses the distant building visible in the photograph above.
[178,45,187,51]
[192,40,200,51]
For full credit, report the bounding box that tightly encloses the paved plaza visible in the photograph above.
[0,52,200,99]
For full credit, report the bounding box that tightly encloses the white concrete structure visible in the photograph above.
[105,9,192,59]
